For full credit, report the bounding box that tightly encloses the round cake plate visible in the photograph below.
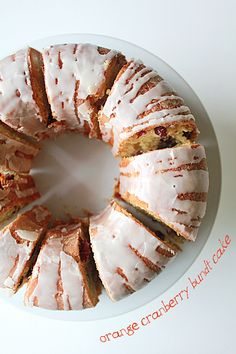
[0,34,221,321]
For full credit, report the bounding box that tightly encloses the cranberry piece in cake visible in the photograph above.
[154,126,167,137]
[136,130,146,138]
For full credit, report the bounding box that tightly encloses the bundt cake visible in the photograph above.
[99,60,198,157]
[25,219,101,310]
[42,43,126,137]
[0,47,51,140]
[118,144,209,241]
[89,200,177,301]
[0,41,209,309]
[0,121,40,173]
[0,172,40,224]
[0,205,51,292]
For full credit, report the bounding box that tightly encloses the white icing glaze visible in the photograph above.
[0,206,50,291]
[3,277,15,288]
[26,237,61,309]
[0,48,47,139]
[0,229,33,288]
[119,144,209,241]
[100,60,195,155]
[60,251,83,310]
[16,230,39,241]
[25,226,85,310]
[90,201,176,301]
[43,43,119,133]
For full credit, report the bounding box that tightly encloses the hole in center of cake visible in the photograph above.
[31,133,119,219]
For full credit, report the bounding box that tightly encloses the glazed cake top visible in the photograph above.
[100,60,196,155]
[0,205,51,290]
[119,144,209,241]
[0,48,48,139]
[90,201,176,301]
[42,43,121,132]
[25,221,89,310]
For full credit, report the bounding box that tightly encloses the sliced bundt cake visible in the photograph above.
[118,144,209,241]
[0,172,40,224]
[0,121,40,173]
[0,48,51,140]
[89,200,177,301]
[99,60,198,157]
[25,219,101,310]
[0,205,51,292]
[42,43,126,137]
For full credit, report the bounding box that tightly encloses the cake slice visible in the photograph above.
[42,43,126,137]
[0,205,51,292]
[0,172,40,224]
[118,144,209,241]
[90,200,177,301]
[25,219,101,310]
[0,121,40,173]
[99,60,198,157]
[0,47,51,140]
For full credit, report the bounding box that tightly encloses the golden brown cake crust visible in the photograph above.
[0,172,40,225]
[0,121,40,173]
[28,48,52,126]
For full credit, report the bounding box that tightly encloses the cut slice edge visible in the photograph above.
[0,205,51,292]
[28,47,52,128]
[25,218,101,310]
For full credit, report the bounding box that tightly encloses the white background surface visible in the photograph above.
[0,1,235,353]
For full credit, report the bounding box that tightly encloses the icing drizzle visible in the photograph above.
[25,223,86,310]
[90,201,176,301]
[100,60,196,154]
[0,48,48,139]
[0,206,50,291]
[43,43,119,134]
[119,144,209,241]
